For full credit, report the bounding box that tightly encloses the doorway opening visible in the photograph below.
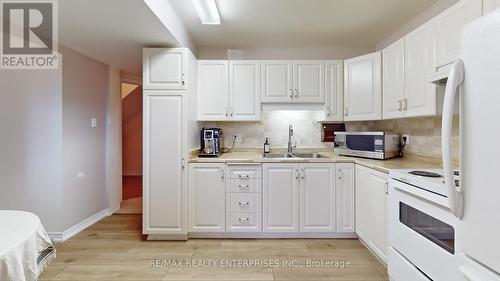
[118,82,143,214]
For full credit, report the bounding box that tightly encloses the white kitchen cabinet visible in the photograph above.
[355,165,369,240]
[143,92,187,235]
[188,163,226,232]
[229,60,261,121]
[355,165,389,263]
[198,60,261,121]
[197,60,229,121]
[382,39,406,120]
[404,21,438,117]
[143,48,188,90]
[263,163,300,232]
[324,60,344,121]
[261,60,293,103]
[261,60,325,104]
[483,0,500,14]
[435,0,482,69]
[344,52,382,121]
[292,60,325,103]
[299,163,336,232]
[336,163,355,233]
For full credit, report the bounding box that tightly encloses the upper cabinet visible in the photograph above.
[229,61,261,121]
[483,0,500,14]
[292,60,325,103]
[261,60,325,104]
[382,39,405,119]
[404,20,438,117]
[435,0,482,69]
[436,0,483,68]
[344,52,382,121]
[324,61,344,121]
[197,60,261,121]
[143,48,188,90]
[197,60,229,121]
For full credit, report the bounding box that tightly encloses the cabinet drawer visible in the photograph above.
[226,178,262,193]
[226,213,262,232]
[227,165,262,179]
[226,193,262,213]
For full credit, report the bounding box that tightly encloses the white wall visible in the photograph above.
[0,63,64,231]
[106,66,122,209]
[144,0,198,55]
[61,45,108,231]
[376,0,459,49]
[197,44,374,60]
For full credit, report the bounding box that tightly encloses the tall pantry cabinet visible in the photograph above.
[142,48,199,239]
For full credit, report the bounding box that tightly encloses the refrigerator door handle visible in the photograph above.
[442,59,465,218]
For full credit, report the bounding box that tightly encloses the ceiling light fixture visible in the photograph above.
[192,0,220,25]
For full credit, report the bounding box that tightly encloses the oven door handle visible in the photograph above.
[442,60,464,218]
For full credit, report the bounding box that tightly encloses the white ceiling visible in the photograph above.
[59,0,179,77]
[170,0,438,48]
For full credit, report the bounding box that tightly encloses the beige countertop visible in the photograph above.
[189,149,448,174]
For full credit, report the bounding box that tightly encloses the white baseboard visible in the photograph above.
[123,171,142,176]
[48,203,121,243]
[187,232,357,239]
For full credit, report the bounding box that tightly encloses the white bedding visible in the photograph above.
[0,210,56,281]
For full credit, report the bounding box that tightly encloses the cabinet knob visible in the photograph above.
[238,184,249,189]
[238,174,250,179]
[238,201,250,207]
[238,217,249,223]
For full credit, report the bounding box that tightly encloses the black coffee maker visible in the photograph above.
[199,128,222,157]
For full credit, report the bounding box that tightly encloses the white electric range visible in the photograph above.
[388,169,461,281]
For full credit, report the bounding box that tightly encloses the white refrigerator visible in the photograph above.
[441,9,500,281]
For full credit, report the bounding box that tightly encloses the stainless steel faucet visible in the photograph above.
[288,124,295,153]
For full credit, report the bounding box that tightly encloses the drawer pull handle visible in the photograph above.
[238,174,250,179]
[238,217,249,223]
[238,184,249,189]
[238,201,250,207]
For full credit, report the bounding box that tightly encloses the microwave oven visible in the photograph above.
[334,132,401,160]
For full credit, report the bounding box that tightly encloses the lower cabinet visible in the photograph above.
[355,164,389,263]
[300,163,337,232]
[263,163,300,232]
[188,163,226,232]
[336,163,356,233]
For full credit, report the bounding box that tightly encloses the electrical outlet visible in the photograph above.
[233,133,242,142]
[402,134,410,145]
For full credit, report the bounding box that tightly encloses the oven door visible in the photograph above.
[388,179,460,281]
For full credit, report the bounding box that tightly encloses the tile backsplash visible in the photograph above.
[201,110,460,158]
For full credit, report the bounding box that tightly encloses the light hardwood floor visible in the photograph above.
[40,215,389,281]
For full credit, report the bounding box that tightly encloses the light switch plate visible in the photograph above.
[91,118,97,128]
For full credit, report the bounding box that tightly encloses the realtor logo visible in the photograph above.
[1,0,58,69]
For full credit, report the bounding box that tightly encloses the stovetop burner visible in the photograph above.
[409,170,442,178]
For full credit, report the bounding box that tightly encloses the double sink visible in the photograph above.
[263,152,327,159]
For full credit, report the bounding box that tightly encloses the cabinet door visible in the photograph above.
[261,60,293,103]
[263,163,299,232]
[324,61,344,121]
[293,60,325,103]
[483,0,500,14]
[336,163,355,233]
[143,48,186,90]
[229,60,261,121]
[435,0,482,68]
[143,93,186,235]
[404,21,437,117]
[382,39,406,120]
[344,52,382,121]
[355,165,369,240]
[299,164,336,232]
[197,60,229,121]
[367,169,389,263]
[188,163,226,232]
